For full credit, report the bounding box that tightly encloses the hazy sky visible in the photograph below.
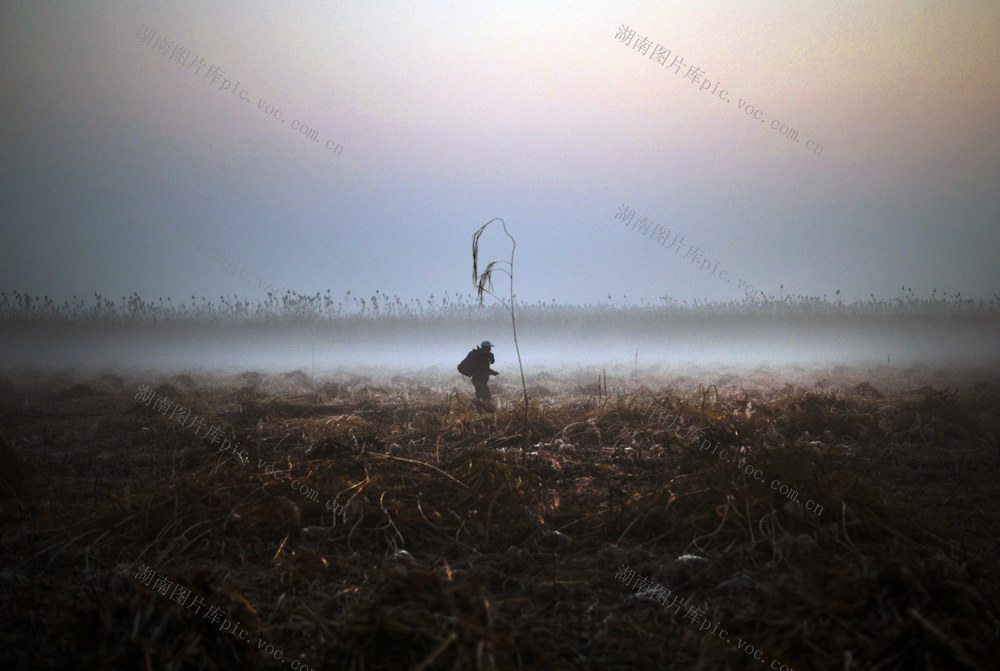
[2,1,998,309]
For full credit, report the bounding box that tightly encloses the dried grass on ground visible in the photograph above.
[1,365,998,670]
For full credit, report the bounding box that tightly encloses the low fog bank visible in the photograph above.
[2,309,997,375]
[2,358,997,411]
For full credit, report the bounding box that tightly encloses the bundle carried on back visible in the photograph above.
[457,350,475,377]
[458,343,495,378]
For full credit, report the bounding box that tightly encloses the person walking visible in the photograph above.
[458,340,499,408]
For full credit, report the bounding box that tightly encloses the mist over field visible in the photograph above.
[3,293,998,375]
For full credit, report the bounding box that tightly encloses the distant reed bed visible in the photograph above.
[2,288,997,327]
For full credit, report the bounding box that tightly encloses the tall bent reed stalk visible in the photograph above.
[471,218,530,445]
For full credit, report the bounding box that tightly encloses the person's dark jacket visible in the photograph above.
[464,346,497,378]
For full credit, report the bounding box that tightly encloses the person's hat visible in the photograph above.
[480,340,494,348]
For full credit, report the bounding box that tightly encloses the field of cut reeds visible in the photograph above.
[1,363,998,670]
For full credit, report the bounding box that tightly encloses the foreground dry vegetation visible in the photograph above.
[1,365,998,670]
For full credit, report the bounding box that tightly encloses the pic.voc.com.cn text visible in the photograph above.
[134,384,343,515]
[132,562,314,670]
[615,564,798,670]
[615,204,768,301]
[622,385,824,516]
[134,25,344,160]
[614,23,824,157]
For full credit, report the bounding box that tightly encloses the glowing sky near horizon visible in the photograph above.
[1,1,998,309]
